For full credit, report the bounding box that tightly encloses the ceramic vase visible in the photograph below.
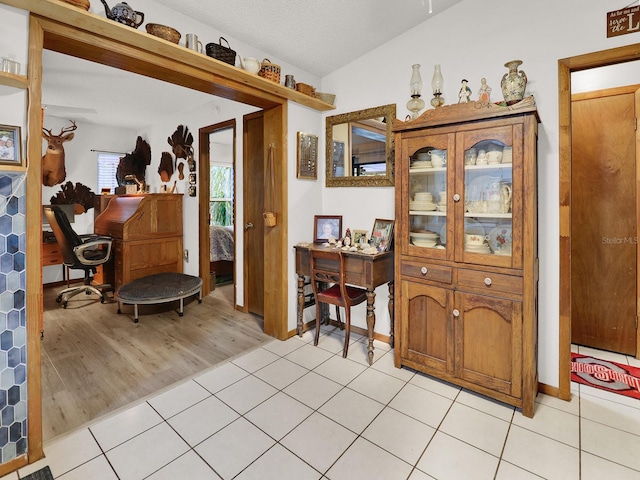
[500,60,527,105]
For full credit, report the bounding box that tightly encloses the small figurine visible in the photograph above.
[458,79,471,103]
[478,77,492,104]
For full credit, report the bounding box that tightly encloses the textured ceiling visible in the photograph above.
[149,0,461,77]
[42,0,462,128]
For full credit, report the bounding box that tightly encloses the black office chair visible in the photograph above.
[43,205,114,308]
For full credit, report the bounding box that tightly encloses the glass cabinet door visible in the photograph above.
[405,134,451,259]
[457,125,519,267]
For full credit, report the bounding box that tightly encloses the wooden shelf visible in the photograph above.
[0,71,28,89]
[6,0,335,112]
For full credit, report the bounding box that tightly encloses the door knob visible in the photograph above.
[245,222,254,230]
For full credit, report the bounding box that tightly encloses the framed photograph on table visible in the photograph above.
[314,215,342,243]
[370,218,395,251]
[0,125,22,166]
[352,229,368,247]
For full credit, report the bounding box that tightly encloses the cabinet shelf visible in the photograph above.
[464,163,512,171]
[464,212,512,219]
[0,71,28,89]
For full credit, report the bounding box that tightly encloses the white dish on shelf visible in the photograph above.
[465,244,491,254]
[437,205,446,212]
[488,225,512,254]
[410,202,437,211]
[410,231,439,239]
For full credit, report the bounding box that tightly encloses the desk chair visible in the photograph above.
[43,205,114,308]
[310,249,368,358]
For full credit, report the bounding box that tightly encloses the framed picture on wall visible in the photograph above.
[297,132,318,180]
[370,218,394,251]
[0,125,22,166]
[314,215,342,243]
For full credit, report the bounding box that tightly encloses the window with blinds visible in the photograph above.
[97,153,122,193]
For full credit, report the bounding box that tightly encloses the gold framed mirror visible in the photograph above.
[325,103,396,187]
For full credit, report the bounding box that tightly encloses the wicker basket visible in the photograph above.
[145,23,181,44]
[205,37,236,65]
[258,59,281,83]
[314,92,336,105]
[295,82,316,96]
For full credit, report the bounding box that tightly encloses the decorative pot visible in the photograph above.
[500,60,527,106]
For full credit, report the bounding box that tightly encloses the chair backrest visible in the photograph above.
[310,248,350,306]
[43,205,83,267]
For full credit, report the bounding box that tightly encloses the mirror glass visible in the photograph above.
[326,104,396,187]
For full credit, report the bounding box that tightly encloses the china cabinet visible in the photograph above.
[393,97,539,417]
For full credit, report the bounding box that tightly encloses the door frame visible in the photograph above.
[23,12,291,470]
[558,42,640,401]
[199,119,236,298]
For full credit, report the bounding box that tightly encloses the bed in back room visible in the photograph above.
[210,225,234,284]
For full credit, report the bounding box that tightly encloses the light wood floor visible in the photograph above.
[41,283,270,442]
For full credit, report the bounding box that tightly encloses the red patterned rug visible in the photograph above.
[571,352,640,399]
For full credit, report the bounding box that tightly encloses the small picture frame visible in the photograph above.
[352,229,368,246]
[297,132,318,180]
[370,218,395,251]
[188,185,196,197]
[314,215,342,243]
[188,173,196,185]
[0,125,22,165]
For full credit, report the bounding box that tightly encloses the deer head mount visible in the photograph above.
[42,120,77,187]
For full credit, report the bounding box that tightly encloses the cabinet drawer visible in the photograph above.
[42,243,63,265]
[400,260,452,284]
[457,268,522,295]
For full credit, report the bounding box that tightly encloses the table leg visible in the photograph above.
[365,289,376,365]
[388,281,394,348]
[296,274,305,336]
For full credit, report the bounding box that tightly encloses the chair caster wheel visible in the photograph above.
[117,308,121,314]
[62,301,68,309]
[100,297,105,303]
[56,295,62,303]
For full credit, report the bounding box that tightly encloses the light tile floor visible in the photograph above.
[8,331,640,479]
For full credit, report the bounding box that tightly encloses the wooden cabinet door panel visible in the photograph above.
[401,280,453,374]
[455,291,522,397]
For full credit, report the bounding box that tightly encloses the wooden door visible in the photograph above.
[243,111,265,316]
[399,280,453,375]
[571,88,638,355]
[455,291,522,398]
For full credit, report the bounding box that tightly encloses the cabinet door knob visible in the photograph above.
[484,277,492,286]
[453,193,461,202]
[453,309,460,317]
[420,267,428,275]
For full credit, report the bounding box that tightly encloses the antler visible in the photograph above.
[60,120,77,135]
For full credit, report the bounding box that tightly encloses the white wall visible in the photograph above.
[320,0,640,388]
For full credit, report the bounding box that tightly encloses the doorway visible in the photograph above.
[199,120,237,299]
[559,43,640,401]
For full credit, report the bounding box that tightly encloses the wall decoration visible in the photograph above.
[188,173,196,185]
[188,185,196,197]
[116,136,151,187]
[296,132,318,179]
[0,125,21,166]
[41,120,76,186]
[352,229,368,247]
[50,181,96,213]
[158,152,174,182]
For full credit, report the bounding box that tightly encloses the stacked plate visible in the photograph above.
[410,192,436,211]
[465,243,491,254]
[410,231,439,247]
[412,160,432,169]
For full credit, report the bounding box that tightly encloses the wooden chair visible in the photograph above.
[310,249,368,358]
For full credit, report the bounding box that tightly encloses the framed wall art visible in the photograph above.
[0,125,22,166]
[314,215,342,243]
[296,131,318,180]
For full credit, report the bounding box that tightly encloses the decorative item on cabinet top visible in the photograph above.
[393,95,537,130]
[206,38,237,66]
[100,0,144,28]
[146,23,181,44]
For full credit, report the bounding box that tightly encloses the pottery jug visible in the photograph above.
[500,60,527,105]
[500,183,512,213]
[239,57,260,75]
[100,0,144,28]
